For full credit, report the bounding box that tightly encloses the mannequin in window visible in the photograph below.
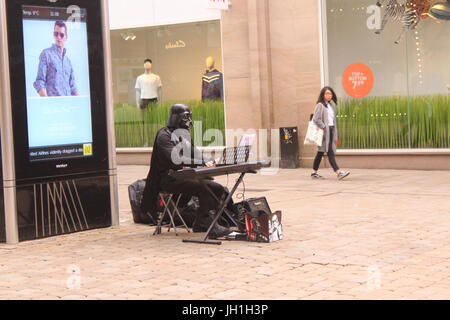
[201,56,223,101]
[135,59,162,110]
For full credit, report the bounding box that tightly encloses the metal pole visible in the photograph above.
[0,0,19,244]
[101,0,120,227]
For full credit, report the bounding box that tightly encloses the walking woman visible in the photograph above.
[311,86,350,180]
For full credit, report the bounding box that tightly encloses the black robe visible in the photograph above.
[140,127,209,216]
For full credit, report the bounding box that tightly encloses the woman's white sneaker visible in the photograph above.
[311,172,324,179]
[337,171,350,180]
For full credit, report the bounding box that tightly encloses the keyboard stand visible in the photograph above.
[200,179,241,229]
[182,170,256,245]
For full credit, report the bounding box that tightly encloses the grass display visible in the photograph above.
[114,100,225,147]
[336,94,450,149]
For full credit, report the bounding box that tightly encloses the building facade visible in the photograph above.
[111,0,450,169]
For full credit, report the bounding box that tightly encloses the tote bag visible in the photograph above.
[304,120,324,147]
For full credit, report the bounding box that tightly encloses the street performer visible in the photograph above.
[140,103,232,239]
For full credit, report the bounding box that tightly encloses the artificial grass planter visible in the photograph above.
[114,95,449,149]
[114,100,225,147]
[336,94,450,149]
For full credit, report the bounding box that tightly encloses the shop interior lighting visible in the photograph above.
[121,32,136,41]
[414,29,423,86]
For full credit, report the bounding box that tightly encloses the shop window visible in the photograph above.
[111,20,225,147]
[322,0,450,149]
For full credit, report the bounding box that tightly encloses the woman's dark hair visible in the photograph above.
[144,58,153,64]
[317,86,338,106]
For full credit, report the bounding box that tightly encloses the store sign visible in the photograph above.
[206,0,230,10]
[342,63,374,98]
[165,40,186,50]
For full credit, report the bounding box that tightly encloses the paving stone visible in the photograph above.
[0,166,449,300]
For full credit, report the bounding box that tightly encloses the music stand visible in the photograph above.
[215,145,250,166]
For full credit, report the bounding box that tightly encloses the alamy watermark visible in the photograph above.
[366,265,382,291]
[66,265,81,290]
[170,123,284,175]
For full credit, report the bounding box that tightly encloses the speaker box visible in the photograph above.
[235,197,283,243]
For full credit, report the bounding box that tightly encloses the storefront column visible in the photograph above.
[247,0,275,133]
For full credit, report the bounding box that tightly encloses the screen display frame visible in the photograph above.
[6,0,109,181]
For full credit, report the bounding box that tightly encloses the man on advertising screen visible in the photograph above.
[33,20,79,97]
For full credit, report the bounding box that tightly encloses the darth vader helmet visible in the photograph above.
[167,104,193,129]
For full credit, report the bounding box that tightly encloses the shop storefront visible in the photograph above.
[109,0,225,152]
[322,0,450,150]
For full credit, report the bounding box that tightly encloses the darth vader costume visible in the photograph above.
[140,104,232,238]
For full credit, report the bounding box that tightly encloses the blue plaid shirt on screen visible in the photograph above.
[33,44,78,96]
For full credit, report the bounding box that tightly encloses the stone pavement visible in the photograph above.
[0,165,450,300]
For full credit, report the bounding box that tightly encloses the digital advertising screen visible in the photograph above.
[6,0,109,181]
[22,5,93,162]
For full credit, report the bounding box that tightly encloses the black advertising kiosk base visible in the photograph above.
[14,172,112,242]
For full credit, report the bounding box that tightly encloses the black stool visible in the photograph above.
[153,193,191,236]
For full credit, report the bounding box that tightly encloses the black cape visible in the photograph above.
[140,127,208,216]
[140,128,164,216]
